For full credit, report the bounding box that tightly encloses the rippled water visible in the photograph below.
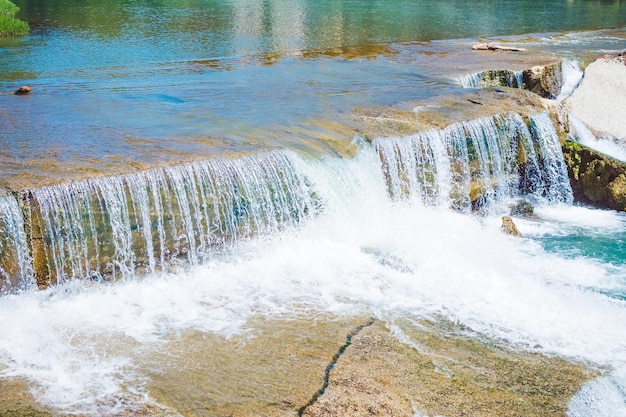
[1,0,625,187]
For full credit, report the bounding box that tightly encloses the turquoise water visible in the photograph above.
[520,206,626,303]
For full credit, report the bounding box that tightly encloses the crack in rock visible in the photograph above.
[297,318,376,417]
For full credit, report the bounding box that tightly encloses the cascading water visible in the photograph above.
[510,70,525,89]
[458,70,524,89]
[458,72,483,88]
[0,113,624,416]
[568,114,626,162]
[0,111,574,290]
[27,150,320,286]
[374,111,573,210]
[0,196,33,291]
[527,111,574,203]
[556,59,584,101]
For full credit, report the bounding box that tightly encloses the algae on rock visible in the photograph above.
[562,141,626,211]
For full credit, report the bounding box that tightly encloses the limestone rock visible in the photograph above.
[563,55,626,143]
[501,216,523,237]
[526,62,563,99]
[13,85,31,95]
[562,141,626,211]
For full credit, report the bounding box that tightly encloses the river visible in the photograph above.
[0,1,625,415]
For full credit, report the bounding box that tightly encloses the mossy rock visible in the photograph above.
[562,141,626,211]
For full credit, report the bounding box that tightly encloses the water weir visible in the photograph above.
[374,111,572,210]
[22,150,320,288]
[0,112,573,293]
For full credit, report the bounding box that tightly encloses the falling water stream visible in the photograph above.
[0,111,625,415]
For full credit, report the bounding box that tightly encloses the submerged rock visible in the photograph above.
[13,85,31,95]
[501,216,523,237]
[562,141,626,211]
[510,200,536,218]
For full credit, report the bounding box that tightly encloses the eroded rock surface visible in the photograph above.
[302,319,594,417]
[0,315,596,417]
[502,216,523,237]
[563,54,626,143]
[562,141,626,211]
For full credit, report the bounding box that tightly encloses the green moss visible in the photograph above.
[562,141,626,211]
[0,0,28,37]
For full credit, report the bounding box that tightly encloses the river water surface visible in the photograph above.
[1,1,626,416]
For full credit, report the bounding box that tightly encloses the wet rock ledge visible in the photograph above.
[562,141,626,211]
[0,315,595,417]
[301,319,594,417]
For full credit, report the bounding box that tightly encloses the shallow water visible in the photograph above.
[1,1,626,186]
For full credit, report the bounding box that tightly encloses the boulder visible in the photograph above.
[562,141,626,211]
[13,85,31,95]
[501,216,523,237]
[563,54,626,143]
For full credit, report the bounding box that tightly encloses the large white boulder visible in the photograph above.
[564,54,626,143]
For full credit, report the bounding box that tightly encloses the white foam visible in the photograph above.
[0,152,624,414]
[568,114,626,163]
[533,204,626,233]
[556,59,584,101]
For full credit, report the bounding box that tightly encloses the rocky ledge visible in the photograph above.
[0,315,596,417]
[558,51,626,211]
[562,141,626,211]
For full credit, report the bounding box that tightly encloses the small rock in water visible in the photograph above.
[13,85,31,95]
[501,216,522,237]
[472,43,527,52]
[510,200,535,218]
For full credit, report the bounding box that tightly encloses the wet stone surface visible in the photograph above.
[0,314,595,416]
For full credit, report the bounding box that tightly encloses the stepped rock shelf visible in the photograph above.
[1,86,577,292]
[5,56,626,292]
[0,49,624,417]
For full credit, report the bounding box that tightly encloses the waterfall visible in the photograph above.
[374,111,573,210]
[0,196,34,291]
[511,70,524,89]
[0,112,575,291]
[555,59,583,101]
[458,73,482,88]
[527,112,574,203]
[27,150,320,285]
[458,70,524,89]
[568,114,626,163]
